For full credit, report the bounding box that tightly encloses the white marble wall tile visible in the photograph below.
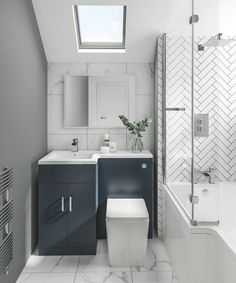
[23,255,79,273]
[87,128,109,135]
[109,135,127,150]
[16,273,75,283]
[74,271,132,283]
[127,64,154,95]
[136,94,153,119]
[87,135,105,150]
[87,63,126,74]
[87,128,125,135]
[136,94,154,135]
[48,63,127,95]
[108,128,126,135]
[48,134,87,151]
[48,63,88,95]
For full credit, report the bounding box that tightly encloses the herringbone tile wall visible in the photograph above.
[157,35,236,185]
[166,36,192,182]
[195,36,236,182]
[156,35,236,235]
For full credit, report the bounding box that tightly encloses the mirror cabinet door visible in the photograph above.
[88,75,135,128]
[64,75,88,128]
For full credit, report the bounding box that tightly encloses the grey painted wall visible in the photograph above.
[0,0,47,282]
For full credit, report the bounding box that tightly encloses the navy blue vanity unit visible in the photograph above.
[38,165,97,255]
[38,151,153,255]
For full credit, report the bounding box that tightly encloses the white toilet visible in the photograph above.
[106,198,149,267]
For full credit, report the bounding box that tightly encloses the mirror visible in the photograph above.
[64,74,135,128]
[64,75,88,127]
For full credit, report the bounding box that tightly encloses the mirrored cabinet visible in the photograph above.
[64,74,135,128]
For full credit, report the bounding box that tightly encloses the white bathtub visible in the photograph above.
[164,182,236,283]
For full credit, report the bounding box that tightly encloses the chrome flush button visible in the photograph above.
[142,163,147,169]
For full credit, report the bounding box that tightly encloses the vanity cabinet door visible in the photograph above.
[67,183,96,252]
[39,184,67,250]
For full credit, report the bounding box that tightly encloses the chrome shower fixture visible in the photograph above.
[198,33,236,51]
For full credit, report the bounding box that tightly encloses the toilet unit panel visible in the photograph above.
[97,158,153,239]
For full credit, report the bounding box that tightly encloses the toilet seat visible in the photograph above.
[106,198,149,221]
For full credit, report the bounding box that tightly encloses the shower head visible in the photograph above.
[198,33,236,51]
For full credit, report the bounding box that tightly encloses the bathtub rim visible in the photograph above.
[163,183,236,260]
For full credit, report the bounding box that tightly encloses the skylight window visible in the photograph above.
[73,5,126,51]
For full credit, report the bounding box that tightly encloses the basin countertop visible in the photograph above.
[38,150,153,165]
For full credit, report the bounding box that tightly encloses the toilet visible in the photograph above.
[106,198,149,267]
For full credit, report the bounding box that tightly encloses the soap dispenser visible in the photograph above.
[104,133,110,146]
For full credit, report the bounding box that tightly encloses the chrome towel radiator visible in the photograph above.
[0,167,13,277]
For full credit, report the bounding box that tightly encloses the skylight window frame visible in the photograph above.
[72,5,127,50]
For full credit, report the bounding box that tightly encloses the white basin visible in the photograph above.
[38,151,99,165]
[50,151,94,160]
[38,150,153,165]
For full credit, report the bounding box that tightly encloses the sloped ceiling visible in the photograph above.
[32,0,194,63]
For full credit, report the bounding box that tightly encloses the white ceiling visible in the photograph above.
[32,0,195,63]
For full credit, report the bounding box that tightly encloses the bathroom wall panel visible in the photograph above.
[0,0,47,281]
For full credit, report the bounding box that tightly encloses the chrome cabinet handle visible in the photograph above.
[61,196,65,212]
[69,196,73,212]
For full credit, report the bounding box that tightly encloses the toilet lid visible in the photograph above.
[106,198,149,220]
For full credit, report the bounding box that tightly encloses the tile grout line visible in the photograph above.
[73,256,80,283]
[130,267,134,283]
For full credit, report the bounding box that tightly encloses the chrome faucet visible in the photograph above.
[194,167,215,184]
[72,138,79,152]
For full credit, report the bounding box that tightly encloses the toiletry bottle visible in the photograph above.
[109,142,117,153]
[104,133,110,146]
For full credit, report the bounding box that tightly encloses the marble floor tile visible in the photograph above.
[132,271,176,283]
[75,271,132,283]
[16,272,75,283]
[23,255,79,273]
[17,239,177,282]
[77,253,131,272]
[131,239,173,273]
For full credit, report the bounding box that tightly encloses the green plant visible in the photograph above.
[119,115,151,137]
